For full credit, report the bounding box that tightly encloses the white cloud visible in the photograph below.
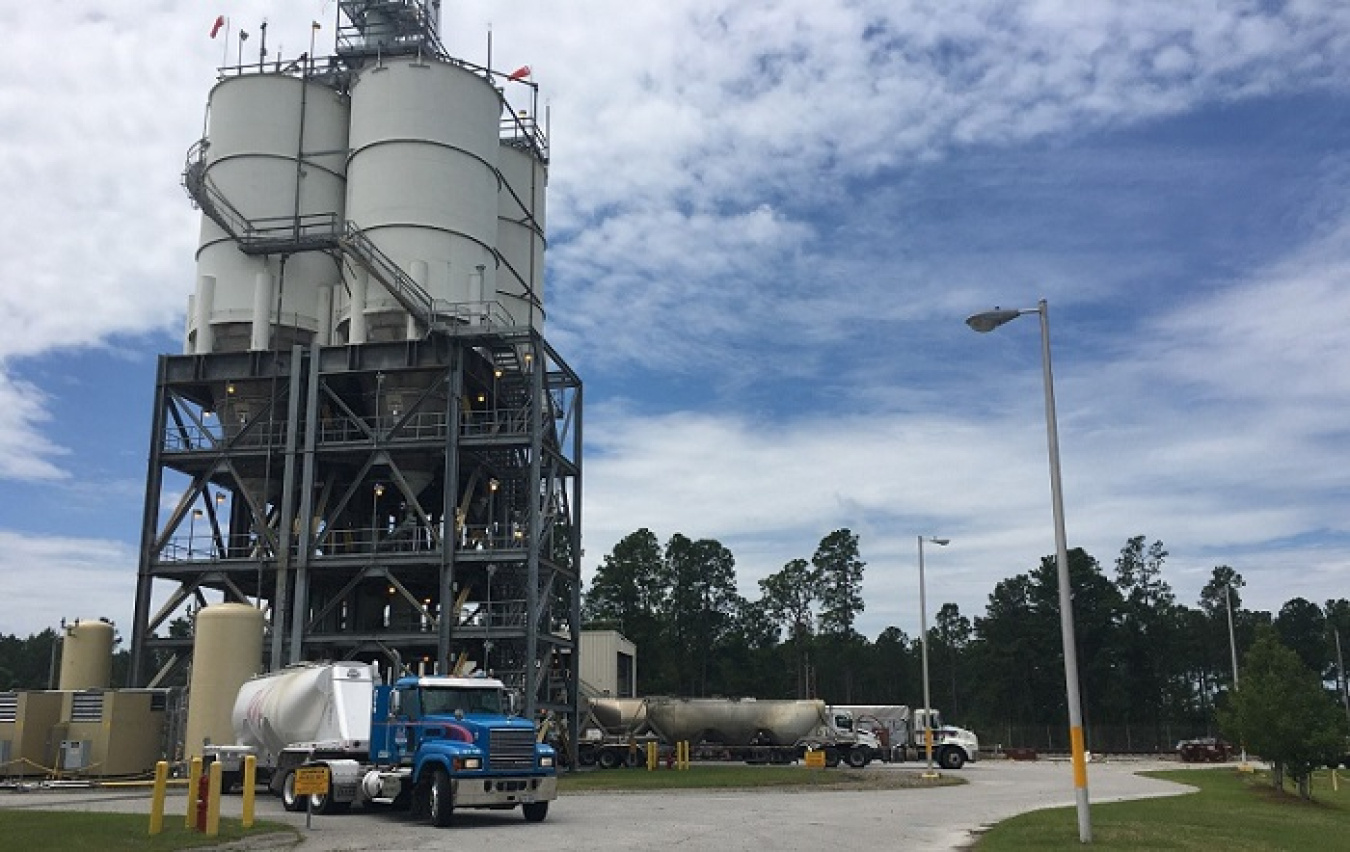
[4,1,1350,640]
[0,531,138,638]
[0,369,70,480]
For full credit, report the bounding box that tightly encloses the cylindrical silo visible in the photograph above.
[58,619,114,690]
[497,138,548,329]
[341,55,502,340]
[183,603,265,760]
[187,72,350,355]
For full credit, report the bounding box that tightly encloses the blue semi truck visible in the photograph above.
[208,662,557,825]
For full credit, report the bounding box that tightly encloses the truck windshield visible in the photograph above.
[420,686,503,716]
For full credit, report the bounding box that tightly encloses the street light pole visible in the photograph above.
[918,535,950,778]
[967,298,1091,843]
[1225,582,1251,769]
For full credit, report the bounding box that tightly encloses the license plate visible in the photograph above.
[521,794,536,804]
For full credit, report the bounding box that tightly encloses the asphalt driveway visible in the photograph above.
[0,757,1198,850]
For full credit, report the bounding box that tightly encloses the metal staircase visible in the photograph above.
[337,223,439,330]
[183,139,455,332]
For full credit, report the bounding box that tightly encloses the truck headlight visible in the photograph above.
[539,755,554,768]
[455,757,482,771]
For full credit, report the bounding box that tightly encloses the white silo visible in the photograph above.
[340,55,503,341]
[497,132,548,330]
[187,73,350,355]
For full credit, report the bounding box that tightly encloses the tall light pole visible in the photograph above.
[918,535,950,778]
[189,508,203,558]
[1225,581,1251,769]
[967,299,1091,843]
[1334,628,1350,722]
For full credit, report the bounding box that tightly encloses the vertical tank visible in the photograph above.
[340,55,502,340]
[496,137,547,329]
[58,619,114,690]
[183,603,265,760]
[188,73,350,354]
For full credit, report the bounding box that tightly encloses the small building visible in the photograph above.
[579,630,637,698]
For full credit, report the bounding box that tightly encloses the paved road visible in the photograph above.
[0,757,1197,850]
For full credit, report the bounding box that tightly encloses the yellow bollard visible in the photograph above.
[242,755,257,828]
[149,760,168,836]
[185,757,202,829]
[206,762,223,837]
[647,740,657,771]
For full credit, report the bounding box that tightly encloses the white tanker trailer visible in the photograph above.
[579,697,883,769]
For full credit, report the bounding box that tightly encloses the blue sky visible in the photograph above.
[2,1,1348,642]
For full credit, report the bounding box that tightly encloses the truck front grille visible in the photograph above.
[489,728,536,771]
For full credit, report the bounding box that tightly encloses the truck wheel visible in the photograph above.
[522,801,549,822]
[281,771,305,812]
[824,747,841,768]
[220,770,241,794]
[938,748,965,770]
[597,749,621,770]
[428,768,455,827]
[845,748,868,768]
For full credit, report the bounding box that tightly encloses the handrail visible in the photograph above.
[339,223,438,326]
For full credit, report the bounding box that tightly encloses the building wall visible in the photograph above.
[580,630,637,698]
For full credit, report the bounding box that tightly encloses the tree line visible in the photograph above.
[4,527,1346,761]
[583,528,1350,755]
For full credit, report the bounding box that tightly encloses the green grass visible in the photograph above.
[0,811,298,852]
[974,768,1350,850]
[558,763,964,792]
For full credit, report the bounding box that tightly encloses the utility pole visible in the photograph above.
[1335,628,1349,722]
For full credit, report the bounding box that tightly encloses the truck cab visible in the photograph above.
[369,674,557,825]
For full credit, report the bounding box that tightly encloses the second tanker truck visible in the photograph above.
[578,696,885,768]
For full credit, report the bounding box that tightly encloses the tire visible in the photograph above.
[845,747,868,769]
[823,747,841,768]
[219,770,241,794]
[428,768,454,827]
[309,775,349,814]
[522,801,549,822]
[938,748,965,770]
[597,749,621,770]
[281,771,305,812]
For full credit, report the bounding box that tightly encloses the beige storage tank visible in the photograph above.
[58,619,114,690]
[183,604,264,760]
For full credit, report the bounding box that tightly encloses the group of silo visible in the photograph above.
[186,54,547,358]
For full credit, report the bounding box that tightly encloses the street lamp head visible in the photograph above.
[930,538,951,546]
[965,307,1026,333]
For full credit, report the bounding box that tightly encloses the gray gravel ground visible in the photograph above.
[0,756,1201,850]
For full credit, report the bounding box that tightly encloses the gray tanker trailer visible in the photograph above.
[579,696,882,768]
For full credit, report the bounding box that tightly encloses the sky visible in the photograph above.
[2,1,1349,646]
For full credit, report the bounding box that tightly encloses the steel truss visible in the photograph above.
[128,328,582,724]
